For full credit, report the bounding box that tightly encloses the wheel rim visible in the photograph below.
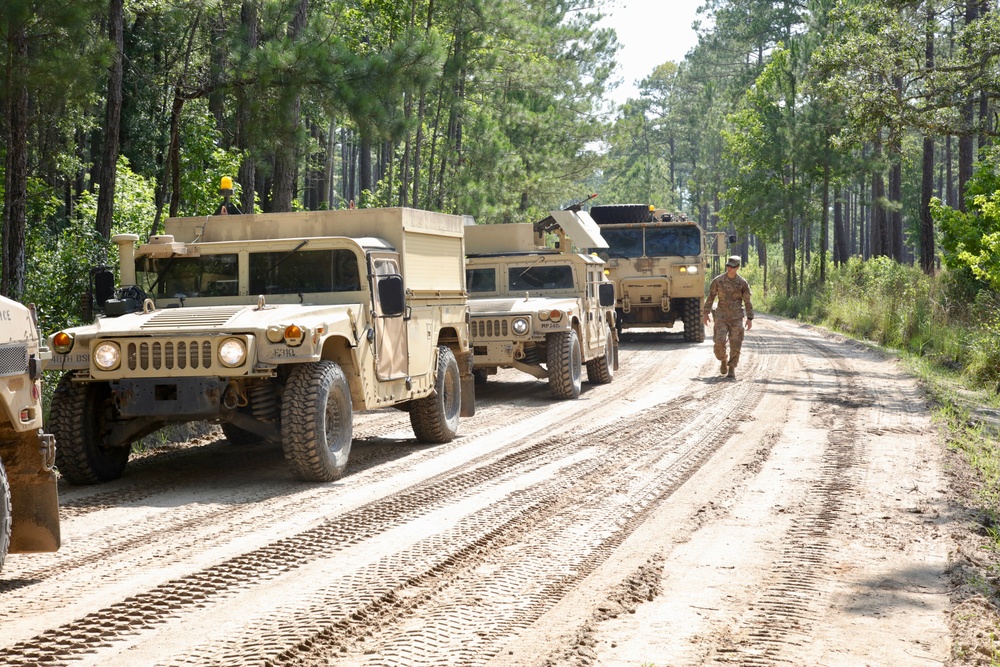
[443,361,460,420]
[324,387,349,467]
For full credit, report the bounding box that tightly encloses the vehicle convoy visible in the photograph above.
[47,207,475,484]
[588,204,709,342]
[0,296,59,572]
[465,207,618,399]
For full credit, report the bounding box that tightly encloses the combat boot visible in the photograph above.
[720,358,728,375]
[727,364,736,380]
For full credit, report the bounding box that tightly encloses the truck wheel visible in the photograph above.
[410,346,461,443]
[589,204,650,225]
[548,330,582,399]
[682,298,706,343]
[50,375,130,484]
[586,329,615,385]
[281,361,353,482]
[0,458,10,572]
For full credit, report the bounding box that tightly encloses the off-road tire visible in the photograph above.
[589,204,650,225]
[586,329,615,385]
[281,361,353,482]
[50,375,130,484]
[548,330,583,399]
[682,298,706,342]
[0,458,10,572]
[410,346,461,443]
[221,422,262,446]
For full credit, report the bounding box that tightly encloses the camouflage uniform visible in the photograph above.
[704,260,754,374]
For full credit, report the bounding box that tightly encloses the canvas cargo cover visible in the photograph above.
[465,223,537,254]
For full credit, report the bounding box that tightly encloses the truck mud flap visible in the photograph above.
[5,432,60,553]
[460,373,476,418]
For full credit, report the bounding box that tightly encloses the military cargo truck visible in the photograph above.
[465,209,617,399]
[47,208,475,484]
[0,296,59,572]
[588,204,707,342]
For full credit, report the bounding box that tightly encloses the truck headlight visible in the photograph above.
[511,318,529,335]
[687,265,699,274]
[52,332,74,354]
[93,342,121,371]
[218,338,247,367]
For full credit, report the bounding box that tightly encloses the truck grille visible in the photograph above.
[471,318,509,339]
[0,343,29,377]
[126,339,216,371]
[90,335,252,379]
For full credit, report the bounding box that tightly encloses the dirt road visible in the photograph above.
[0,316,952,666]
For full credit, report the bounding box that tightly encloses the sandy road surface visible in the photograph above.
[0,316,951,666]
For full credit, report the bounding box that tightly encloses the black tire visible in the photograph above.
[221,422,262,446]
[548,330,582,399]
[411,346,461,444]
[0,457,10,572]
[589,204,650,225]
[682,298,706,342]
[50,374,130,484]
[586,328,615,385]
[281,361,353,482]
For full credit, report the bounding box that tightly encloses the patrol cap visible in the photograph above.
[726,255,741,268]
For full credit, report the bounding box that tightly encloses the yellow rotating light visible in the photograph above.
[93,341,121,371]
[218,337,247,367]
[52,332,74,354]
[284,324,305,347]
[511,318,529,335]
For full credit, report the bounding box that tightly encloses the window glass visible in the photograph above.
[508,264,575,291]
[137,254,239,298]
[249,249,360,294]
[466,268,497,293]
[645,227,702,257]
[600,229,644,257]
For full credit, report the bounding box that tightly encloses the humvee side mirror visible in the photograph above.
[599,282,615,307]
[729,234,737,244]
[378,275,405,317]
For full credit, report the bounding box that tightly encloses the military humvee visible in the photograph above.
[588,204,707,342]
[0,296,59,572]
[465,209,617,399]
[47,208,475,484]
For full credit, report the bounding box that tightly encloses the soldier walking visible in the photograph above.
[703,255,754,379]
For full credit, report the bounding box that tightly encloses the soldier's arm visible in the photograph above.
[742,281,754,320]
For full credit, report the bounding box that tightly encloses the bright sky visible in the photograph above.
[597,0,704,105]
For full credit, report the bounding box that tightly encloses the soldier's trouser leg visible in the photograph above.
[727,319,746,367]
[713,320,732,362]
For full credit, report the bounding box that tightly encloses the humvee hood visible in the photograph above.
[468,297,577,315]
[79,304,357,336]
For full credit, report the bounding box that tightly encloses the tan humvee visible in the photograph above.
[46,208,474,484]
[588,204,709,342]
[465,210,618,399]
[0,296,59,572]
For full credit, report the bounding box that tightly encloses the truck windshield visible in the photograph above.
[466,268,497,293]
[600,229,643,257]
[508,265,575,291]
[249,249,360,294]
[645,227,702,256]
[137,254,239,298]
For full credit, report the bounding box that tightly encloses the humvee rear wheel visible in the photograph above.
[586,329,615,385]
[281,361,353,482]
[51,376,130,484]
[682,298,706,343]
[548,330,582,399]
[0,458,10,572]
[410,346,461,443]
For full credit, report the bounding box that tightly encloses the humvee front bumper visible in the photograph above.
[113,377,229,419]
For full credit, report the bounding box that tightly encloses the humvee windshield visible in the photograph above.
[137,254,239,298]
[601,226,701,258]
[508,265,574,291]
[249,249,360,294]
[467,268,497,293]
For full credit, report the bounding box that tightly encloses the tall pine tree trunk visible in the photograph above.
[236,0,259,214]
[920,1,936,274]
[271,0,308,212]
[2,24,29,300]
[96,0,124,241]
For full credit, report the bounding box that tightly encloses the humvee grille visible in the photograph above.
[125,339,218,372]
[471,318,509,339]
[0,343,29,377]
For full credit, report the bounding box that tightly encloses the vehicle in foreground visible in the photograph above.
[0,296,59,572]
[47,207,475,484]
[589,204,709,342]
[465,209,617,399]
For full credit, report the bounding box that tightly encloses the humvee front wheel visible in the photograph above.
[281,362,353,482]
[683,298,706,343]
[586,328,615,385]
[0,458,10,571]
[548,330,582,399]
[410,346,461,443]
[51,376,130,484]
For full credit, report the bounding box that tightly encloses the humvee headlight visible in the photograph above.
[93,342,121,371]
[511,318,529,335]
[52,332,74,354]
[538,310,550,321]
[265,325,284,343]
[218,338,247,367]
[687,265,699,274]
[284,325,304,347]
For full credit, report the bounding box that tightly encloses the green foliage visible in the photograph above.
[176,102,245,217]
